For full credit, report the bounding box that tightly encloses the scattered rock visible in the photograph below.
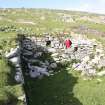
[5,34,105,79]
[97,70,105,76]
[9,57,20,65]
[50,63,57,69]
[15,73,23,83]
[48,48,56,53]
[18,94,26,102]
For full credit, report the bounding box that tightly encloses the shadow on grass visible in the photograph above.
[0,91,18,105]
[18,34,83,105]
[25,64,83,105]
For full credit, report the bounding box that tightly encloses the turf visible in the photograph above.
[23,63,105,105]
[0,58,24,105]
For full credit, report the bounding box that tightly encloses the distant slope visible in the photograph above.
[0,8,105,46]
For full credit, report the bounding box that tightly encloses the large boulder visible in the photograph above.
[28,64,49,78]
[29,69,40,78]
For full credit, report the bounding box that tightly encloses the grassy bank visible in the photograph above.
[0,56,24,105]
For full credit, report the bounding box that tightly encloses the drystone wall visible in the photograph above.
[5,34,105,81]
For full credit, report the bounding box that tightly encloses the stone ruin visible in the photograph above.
[4,33,105,82]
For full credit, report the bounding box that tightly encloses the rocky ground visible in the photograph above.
[5,33,105,82]
[4,33,105,105]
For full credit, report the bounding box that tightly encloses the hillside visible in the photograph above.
[0,8,105,35]
[0,8,105,105]
[0,8,105,45]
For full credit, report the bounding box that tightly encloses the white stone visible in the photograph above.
[62,54,68,58]
[70,54,76,60]
[15,64,20,68]
[15,74,22,82]
[48,48,56,53]
[59,43,63,49]
[53,57,60,61]
[9,57,20,65]
[16,71,21,75]
[97,70,105,76]
[51,53,59,57]
[35,67,49,76]
[50,63,57,69]
[76,64,85,71]
[5,47,19,58]
[82,56,90,62]
[96,49,103,53]
[18,95,26,101]
[91,56,100,64]
[29,70,40,78]
[88,68,96,75]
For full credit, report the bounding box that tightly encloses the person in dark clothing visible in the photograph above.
[46,40,51,46]
[46,37,51,46]
[74,46,78,52]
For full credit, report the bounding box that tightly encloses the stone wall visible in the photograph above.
[5,33,105,81]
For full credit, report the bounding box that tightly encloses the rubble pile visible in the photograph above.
[5,34,105,81]
[72,39,105,77]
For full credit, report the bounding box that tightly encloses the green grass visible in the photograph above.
[0,59,16,87]
[76,20,105,32]
[0,58,24,105]
[87,34,105,46]
[0,85,24,105]
[74,76,105,105]
[23,62,105,105]
[23,62,81,105]
[21,58,105,105]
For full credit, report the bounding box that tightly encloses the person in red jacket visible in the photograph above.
[64,38,72,49]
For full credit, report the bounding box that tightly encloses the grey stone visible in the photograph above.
[50,63,57,69]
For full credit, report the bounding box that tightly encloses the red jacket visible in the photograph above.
[64,39,72,48]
